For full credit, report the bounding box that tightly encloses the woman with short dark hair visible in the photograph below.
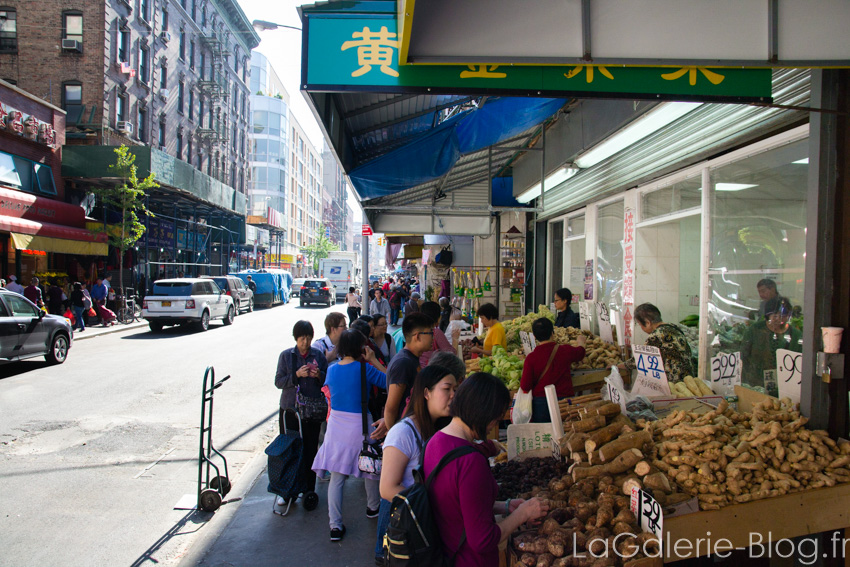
[274,320,328,499]
[553,287,580,329]
[619,302,695,384]
[424,373,548,566]
[470,303,506,357]
[312,330,388,542]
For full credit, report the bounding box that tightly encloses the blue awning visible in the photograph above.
[348,97,566,200]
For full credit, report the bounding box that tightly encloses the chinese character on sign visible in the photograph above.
[459,64,507,79]
[23,115,38,140]
[7,110,23,134]
[0,104,7,130]
[661,66,725,86]
[564,65,614,83]
[340,26,399,78]
[38,123,56,147]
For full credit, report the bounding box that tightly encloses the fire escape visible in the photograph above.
[197,26,230,182]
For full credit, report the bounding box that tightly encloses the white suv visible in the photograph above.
[142,278,235,332]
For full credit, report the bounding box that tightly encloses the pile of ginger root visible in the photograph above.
[640,397,850,510]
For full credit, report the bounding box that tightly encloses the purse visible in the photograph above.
[358,361,383,475]
[293,353,327,422]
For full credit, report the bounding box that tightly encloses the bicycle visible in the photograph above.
[116,288,142,324]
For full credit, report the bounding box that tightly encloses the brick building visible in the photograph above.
[0,0,259,283]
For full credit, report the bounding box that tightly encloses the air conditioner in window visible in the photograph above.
[61,39,82,53]
[117,121,134,134]
[159,88,170,101]
[160,31,171,43]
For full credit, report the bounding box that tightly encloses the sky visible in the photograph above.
[237,0,362,222]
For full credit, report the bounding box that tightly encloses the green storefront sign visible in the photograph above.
[304,16,772,102]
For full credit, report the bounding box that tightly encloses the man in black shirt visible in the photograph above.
[554,287,581,329]
[246,275,257,294]
[383,312,433,429]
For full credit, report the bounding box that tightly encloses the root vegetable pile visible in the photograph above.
[512,474,661,566]
[494,457,572,500]
[643,398,850,510]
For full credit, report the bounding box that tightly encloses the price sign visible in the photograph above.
[596,302,614,344]
[631,345,671,397]
[630,487,664,553]
[776,348,802,405]
[579,302,592,332]
[552,436,563,461]
[710,351,742,395]
[519,331,537,356]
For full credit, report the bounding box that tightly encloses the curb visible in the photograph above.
[177,439,271,567]
[73,321,148,341]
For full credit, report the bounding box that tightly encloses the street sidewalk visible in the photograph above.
[184,466,379,567]
[72,318,148,341]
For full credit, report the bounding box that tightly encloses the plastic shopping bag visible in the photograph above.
[601,366,658,421]
[511,389,533,424]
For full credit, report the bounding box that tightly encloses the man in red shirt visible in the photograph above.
[520,317,587,422]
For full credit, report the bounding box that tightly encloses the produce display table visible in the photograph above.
[664,483,850,564]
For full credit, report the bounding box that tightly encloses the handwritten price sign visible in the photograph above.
[607,382,629,414]
[519,331,537,356]
[776,348,802,405]
[579,302,592,333]
[710,351,742,395]
[630,487,664,548]
[596,302,614,344]
[631,345,671,397]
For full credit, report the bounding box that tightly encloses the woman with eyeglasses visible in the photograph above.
[370,314,396,364]
[553,287,580,329]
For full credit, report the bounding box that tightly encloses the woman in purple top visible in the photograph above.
[312,330,388,543]
[423,372,549,567]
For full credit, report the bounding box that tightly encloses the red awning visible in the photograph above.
[0,214,106,242]
[1,214,108,255]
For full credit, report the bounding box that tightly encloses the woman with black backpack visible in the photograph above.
[374,364,457,565]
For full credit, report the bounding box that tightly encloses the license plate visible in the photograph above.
[161,301,171,307]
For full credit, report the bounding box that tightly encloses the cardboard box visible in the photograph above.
[652,396,724,419]
[734,384,779,412]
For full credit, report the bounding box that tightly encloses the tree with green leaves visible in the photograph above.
[301,223,338,273]
[89,145,158,314]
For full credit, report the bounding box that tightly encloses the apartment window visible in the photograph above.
[158,120,166,147]
[138,107,147,142]
[139,45,150,84]
[176,132,183,160]
[191,0,197,21]
[208,108,213,131]
[140,0,150,23]
[188,89,194,120]
[199,98,204,127]
[232,84,237,111]
[0,9,18,52]
[178,30,185,60]
[177,81,184,113]
[63,12,83,43]
[201,6,206,27]
[199,52,205,80]
[118,28,130,62]
[180,0,186,9]
[189,40,195,69]
[116,92,128,122]
[161,7,168,30]
[242,57,247,83]
[159,64,167,89]
[61,82,83,125]
[187,139,192,164]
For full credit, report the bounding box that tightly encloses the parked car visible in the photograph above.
[203,275,254,314]
[0,289,72,364]
[142,278,235,332]
[299,279,335,307]
[290,278,306,298]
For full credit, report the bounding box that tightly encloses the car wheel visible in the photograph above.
[197,310,210,331]
[247,298,254,312]
[223,306,234,326]
[149,321,163,333]
[45,333,69,364]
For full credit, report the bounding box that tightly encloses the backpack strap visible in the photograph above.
[532,343,560,391]
[361,362,369,439]
[402,419,425,468]
[424,445,477,563]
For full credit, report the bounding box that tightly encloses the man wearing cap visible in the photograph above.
[5,275,24,294]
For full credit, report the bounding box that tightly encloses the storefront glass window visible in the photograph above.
[641,176,701,221]
[34,163,56,195]
[568,214,585,237]
[549,220,563,297]
[597,200,624,314]
[706,138,808,395]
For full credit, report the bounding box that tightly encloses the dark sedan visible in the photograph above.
[0,289,73,364]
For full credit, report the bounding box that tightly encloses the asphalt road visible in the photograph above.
[0,299,346,567]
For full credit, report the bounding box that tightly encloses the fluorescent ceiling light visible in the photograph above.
[516,166,579,204]
[792,158,809,164]
[574,102,703,169]
[715,183,757,192]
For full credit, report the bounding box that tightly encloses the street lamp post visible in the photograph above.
[252,20,301,32]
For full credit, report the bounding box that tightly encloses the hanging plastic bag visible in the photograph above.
[511,389,533,424]
[601,365,658,421]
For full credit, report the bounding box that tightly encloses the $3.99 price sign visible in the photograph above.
[630,487,664,552]
[710,352,742,395]
[776,348,802,405]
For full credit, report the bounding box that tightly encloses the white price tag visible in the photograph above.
[631,345,671,397]
[607,382,629,415]
[579,302,592,333]
[710,351,742,396]
[630,487,664,549]
[519,331,537,356]
[776,348,802,405]
[596,302,614,344]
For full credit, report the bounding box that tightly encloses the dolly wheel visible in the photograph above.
[200,489,222,512]
[303,491,319,511]
[211,475,231,496]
